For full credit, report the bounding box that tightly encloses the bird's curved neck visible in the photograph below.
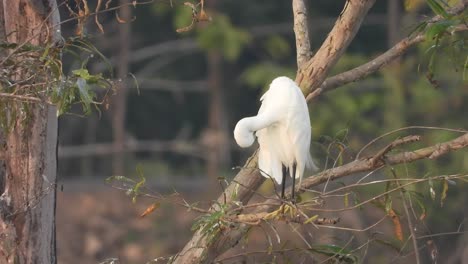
[242,113,278,133]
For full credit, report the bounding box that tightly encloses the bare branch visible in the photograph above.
[370,135,421,166]
[296,0,376,94]
[309,2,468,99]
[132,78,207,92]
[292,0,312,68]
[59,140,204,159]
[290,133,468,206]
[230,210,340,226]
[225,133,468,225]
[312,34,424,99]
[0,92,46,103]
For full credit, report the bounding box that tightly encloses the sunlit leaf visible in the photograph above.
[440,179,448,207]
[304,215,318,224]
[410,191,427,220]
[385,199,393,215]
[76,77,93,114]
[105,175,136,184]
[388,209,404,241]
[425,20,454,40]
[404,0,425,11]
[426,0,449,18]
[429,179,436,200]
[140,202,161,218]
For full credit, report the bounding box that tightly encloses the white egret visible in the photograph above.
[234,76,317,200]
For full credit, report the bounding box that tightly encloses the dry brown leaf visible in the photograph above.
[388,209,403,241]
[95,0,104,33]
[140,202,160,218]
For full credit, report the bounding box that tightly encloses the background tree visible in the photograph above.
[0,0,120,262]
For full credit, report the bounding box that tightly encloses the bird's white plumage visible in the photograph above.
[234,76,317,184]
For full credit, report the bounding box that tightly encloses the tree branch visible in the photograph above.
[0,92,46,103]
[307,1,467,100]
[292,0,312,68]
[58,140,204,159]
[296,0,376,94]
[308,34,424,100]
[173,1,378,262]
[173,1,467,263]
[215,133,468,235]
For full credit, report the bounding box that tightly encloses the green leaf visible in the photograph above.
[196,14,250,61]
[425,20,454,40]
[440,178,448,207]
[72,68,91,79]
[428,179,436,200]
[375,238,402,252]
[309,244,358,263]
[0,41,18,49]
[105,175,136,184]
[264,35,290,59]
[426,0,449,18]
[304,215,318,224]
[76,78,93,115]
[173,5,193,32]
[410,21,428,36]
[410,191,427,220]
[385,199,393,215]
[131,164,147,203]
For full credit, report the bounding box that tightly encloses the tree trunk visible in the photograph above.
[205,51,230,182]
[204,0,230,183]
[0,0,60,263]
[112,0,132,175]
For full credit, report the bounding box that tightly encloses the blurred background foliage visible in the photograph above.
[59,0,466,178]
[55,0,467,262]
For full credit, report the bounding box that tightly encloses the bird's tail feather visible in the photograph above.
[306,154,319,172]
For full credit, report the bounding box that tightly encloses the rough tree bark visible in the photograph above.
[0,1,61,263]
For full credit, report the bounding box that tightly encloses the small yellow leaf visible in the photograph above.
[440,179,448,207]
[430,186,436,200]
[419,212,426,221]
[304,215,318,224]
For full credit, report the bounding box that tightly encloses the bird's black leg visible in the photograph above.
[291,163,297,202]
[281,165,287,199]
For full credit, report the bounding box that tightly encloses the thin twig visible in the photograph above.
[356,126,467,159]
[0,92,46,103]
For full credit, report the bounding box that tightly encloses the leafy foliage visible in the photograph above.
[0,36,113,132]
[106,165,147,203]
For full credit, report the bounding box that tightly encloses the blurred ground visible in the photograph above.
[56,180,198,264]
[56,178,467,263]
